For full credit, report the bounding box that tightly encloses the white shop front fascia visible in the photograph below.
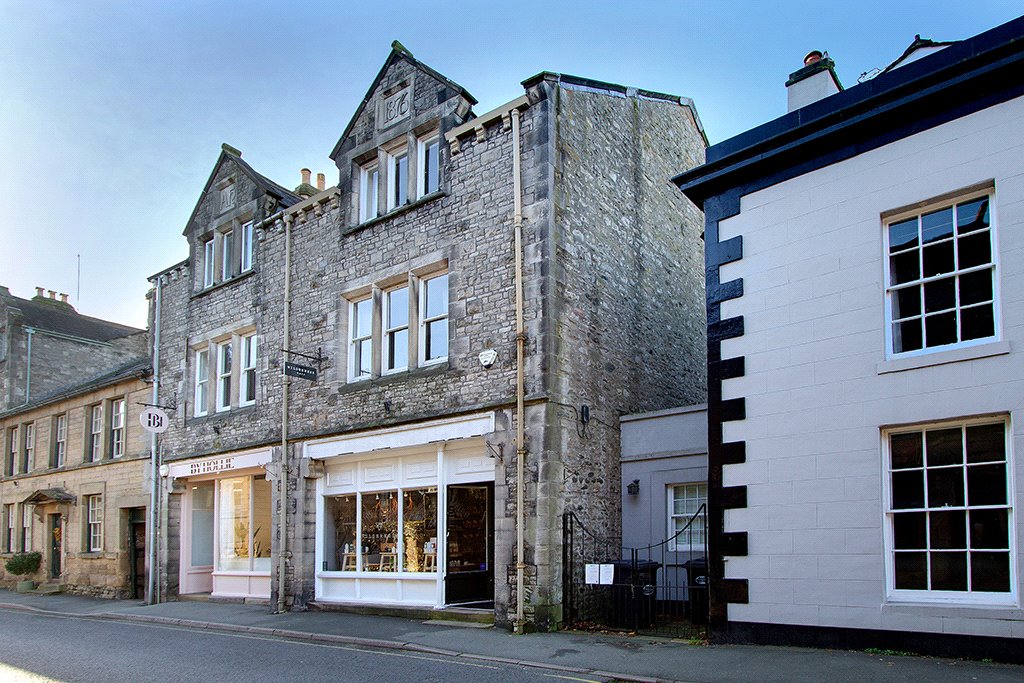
[167,448,273,600]
[309,412,498,608]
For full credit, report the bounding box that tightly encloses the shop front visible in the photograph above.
[309,413,497,609]
[167,449,273,600]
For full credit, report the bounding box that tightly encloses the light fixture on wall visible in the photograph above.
[627,479,640,495]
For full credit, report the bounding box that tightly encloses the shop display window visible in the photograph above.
[325,487,438,574]
[217,475,272,572]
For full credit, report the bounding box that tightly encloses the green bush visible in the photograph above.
[6,552,42,576]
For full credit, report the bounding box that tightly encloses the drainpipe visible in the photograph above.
[277,212,293,613]
[148,277,162,604]
[23,327,34,404]
[511,107,527,633]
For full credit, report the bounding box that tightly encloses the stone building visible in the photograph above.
[149,44,707,630]
[676,17,1024,660]
[0,288,152,597]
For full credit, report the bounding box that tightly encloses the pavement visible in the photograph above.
[0,589,1021,683]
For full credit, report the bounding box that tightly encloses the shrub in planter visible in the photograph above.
[6,552,41,591]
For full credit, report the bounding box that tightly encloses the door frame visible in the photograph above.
[49,513,63,580]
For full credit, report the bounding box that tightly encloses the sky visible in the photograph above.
[1,1,1021,328]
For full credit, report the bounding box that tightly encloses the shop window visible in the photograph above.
[240,333,257,406]
[86,495,103,552]
[885,417,1013,602]
[52,413,67,468]
[383,286,409,374]
[668,483,707,551]
[194,348,209,417]
[417,134,440,197]
[21,423,34,473]
[191,482,215,567]
[87,405,103,462]
[217,475,271,572]
[884,191,997,357]
[420,272,449,365]
[325,488,438,574]
[110,399,126,458]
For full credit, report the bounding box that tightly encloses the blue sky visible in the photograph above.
[1,1,1020,327]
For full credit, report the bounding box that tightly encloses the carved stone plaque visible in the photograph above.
[378,86,412,131]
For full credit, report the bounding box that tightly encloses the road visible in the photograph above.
[0,610,612,683]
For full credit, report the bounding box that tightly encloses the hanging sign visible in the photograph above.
[285,362,317,380]
[139,407,170,434]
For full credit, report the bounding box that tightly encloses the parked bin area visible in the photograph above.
[683,557,708,625]
[609,560,661,629]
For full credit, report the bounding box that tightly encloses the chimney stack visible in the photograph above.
[301,168,311,185]
[316,173,326,191]
[48,290,56,299]
[35,287,44,297]
[59,293,68,303]
[786,50,843,112]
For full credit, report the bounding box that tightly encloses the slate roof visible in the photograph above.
[0,357,151,419]
[8,295,141,342]
[23,488,77,505]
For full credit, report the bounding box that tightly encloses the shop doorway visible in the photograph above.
[49,514,62,579]
[128,508,146,599]
[444,483,494,607]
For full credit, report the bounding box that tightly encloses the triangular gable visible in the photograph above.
[182,145,301,236]
[881,34,956,74]
[330,42,477,161]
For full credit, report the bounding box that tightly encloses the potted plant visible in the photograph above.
[6,552,42,592]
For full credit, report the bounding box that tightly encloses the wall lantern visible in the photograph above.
[627,479,640,496]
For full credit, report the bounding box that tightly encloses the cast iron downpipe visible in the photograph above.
[148,277,162,604]
[277,212,293,613]
[511,107,527,633]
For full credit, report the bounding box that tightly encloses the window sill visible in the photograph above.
[78,552,104,560]
[188,403,257,425]
[338,361,449,395]
[192,268,255,299]
[882,598,1020,616]
[344,190,445,236]
[877,340,1010,375]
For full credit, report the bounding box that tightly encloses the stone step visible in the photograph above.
[33,583,64,595]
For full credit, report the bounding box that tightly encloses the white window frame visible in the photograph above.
[21,504,30,552]
[194,347,209,417]
[417,133,440,198]
[54,413,67,468]
[89,405,103,462]
[418,272,449,366]
[240,333,257,407]
[386,146,409,211]
[240,220,254,272]
[668,483,708,551]
[203,238,215,288]
[22,422,34,473]
[360,162,379,223]
[111,398,126,458]
[216,341,233,412]
[4,504,14,553]
[382,285,409,375]
[883,188,999,360]
[348,297,373,382]
[219,228,234,282]
[87,495,103,553]
[882,416,1016,605]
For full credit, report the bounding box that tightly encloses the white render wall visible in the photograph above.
[717,94,1024,638]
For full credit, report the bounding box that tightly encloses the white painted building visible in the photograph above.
[676,17,1024,660]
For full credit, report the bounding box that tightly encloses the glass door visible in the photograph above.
[444,483,494,607]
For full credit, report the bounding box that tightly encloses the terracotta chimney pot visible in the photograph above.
[316,173,326,191]
[301,168,311,185]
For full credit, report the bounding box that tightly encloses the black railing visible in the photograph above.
[562,504,708,639]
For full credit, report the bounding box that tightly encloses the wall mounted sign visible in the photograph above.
[139,407,169,434]
[285,362,317,380]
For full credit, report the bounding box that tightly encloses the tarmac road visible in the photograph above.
[0,609,613,683]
